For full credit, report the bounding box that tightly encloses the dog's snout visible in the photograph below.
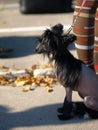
[35,45,42,53]
[35,44,40,52]
[35,47,38,52]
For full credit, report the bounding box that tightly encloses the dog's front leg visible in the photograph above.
[58,87,72,112]
[57,87,73,120]
[65,87,72,102]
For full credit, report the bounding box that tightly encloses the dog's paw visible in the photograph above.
[57,107,64,113]
[83,113,90,120]
[57,114,73,120]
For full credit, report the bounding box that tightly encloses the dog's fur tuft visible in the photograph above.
[36,23,98,120]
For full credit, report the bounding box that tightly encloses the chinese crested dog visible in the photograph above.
[36,24,98,120]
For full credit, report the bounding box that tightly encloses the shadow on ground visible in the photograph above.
[0,103,90,130]
[0,36,39,58]
[0,36,76,59]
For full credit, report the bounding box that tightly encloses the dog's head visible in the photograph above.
[36,23,76,61]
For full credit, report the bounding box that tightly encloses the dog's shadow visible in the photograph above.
[0,103,92,130]
[0,36,38,58]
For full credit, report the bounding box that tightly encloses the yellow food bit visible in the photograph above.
[46,86,53,92]
[22,86,30,92]
[15,75,32,86]
[41,64,53,69]
[0,76,8,85]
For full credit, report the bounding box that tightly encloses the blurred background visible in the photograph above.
[0,0,75,68]
[0,0,75,13]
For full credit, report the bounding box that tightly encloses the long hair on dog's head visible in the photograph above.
[36,23,76,62]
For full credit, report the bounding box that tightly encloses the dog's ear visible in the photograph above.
[51,24,63,36]
[42,29,52,37]
[38,29,53,43]
[63,34,76,48]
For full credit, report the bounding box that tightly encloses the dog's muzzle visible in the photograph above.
[35,46,44,54]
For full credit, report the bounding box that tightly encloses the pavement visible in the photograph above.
[0,1,98,130]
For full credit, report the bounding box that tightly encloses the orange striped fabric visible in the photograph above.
[73,0,98,72]
[94,65,98,70]
[77,37,93,43]
[94,47,98,51]
[74,28,94,33]
[76,1,98,7]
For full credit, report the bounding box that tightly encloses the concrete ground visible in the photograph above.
[0,1,98,130]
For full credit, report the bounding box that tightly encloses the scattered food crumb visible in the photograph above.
[0,64,57,93]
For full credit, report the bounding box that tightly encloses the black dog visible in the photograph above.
[36,24,98,120]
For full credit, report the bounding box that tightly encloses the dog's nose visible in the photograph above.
[35,48,38,52]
